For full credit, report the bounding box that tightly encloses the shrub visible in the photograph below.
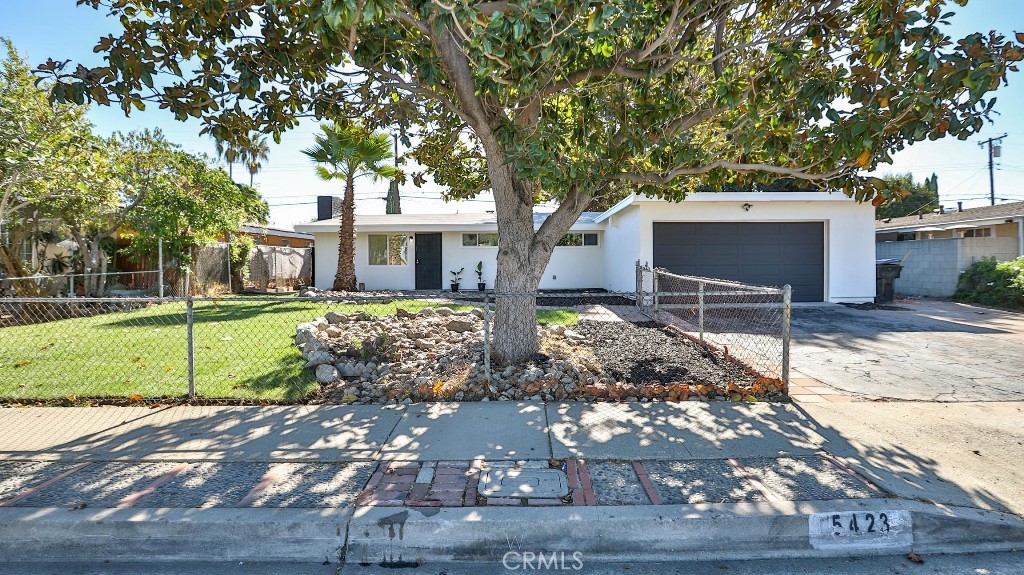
[229,235,256,293]
[954,256,1024,308]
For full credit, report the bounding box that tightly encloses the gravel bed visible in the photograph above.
[644,460,766,504]
[739,457,878,501]
[587,462,650,505]
[248,462,374,508]
[574,320,757,387]
[297,306,774,405]
[10,462,179,508]
[0,461,78,500]
[139,462,273,508]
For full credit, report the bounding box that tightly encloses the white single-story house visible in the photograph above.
[294,192,876,303]
[875,201,1024,297]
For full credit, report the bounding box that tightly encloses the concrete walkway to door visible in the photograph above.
[791,299,1024,402]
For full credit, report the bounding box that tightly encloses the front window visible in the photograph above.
[368,234,409,265]
[557,233,599,247]
[964,228,992,238]
[462,233,499,247]
[19,239,33,265]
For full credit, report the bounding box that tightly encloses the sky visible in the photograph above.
[2,0,1023,231]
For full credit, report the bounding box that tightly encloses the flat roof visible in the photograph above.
[295,211,605,232]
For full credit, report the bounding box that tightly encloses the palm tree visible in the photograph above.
[302,123,397,291]
[212,136,242,180]
[246,135,270,186]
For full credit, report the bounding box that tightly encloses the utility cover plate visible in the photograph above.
[809,510,912,550]
[478,463,568,498]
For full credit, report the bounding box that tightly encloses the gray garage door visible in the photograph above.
[653,222,825,302]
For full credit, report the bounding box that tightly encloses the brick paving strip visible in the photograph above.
[630,462,663,505]
[727,458,783,503]
[574,460,597,506]
[116,462,191,508]
[0,462,92,507]
[819,452,887,495]
[238,465,285,507]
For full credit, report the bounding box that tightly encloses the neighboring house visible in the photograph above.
[875,201,1024,297]
[236,225,314,248]
[295,192,875,303]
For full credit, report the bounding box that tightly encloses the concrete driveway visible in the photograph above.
[791,300,1024,401]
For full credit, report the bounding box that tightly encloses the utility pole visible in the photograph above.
[385,134,402,214]
[978,134,1007,206]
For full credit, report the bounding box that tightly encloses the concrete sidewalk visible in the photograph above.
[0,400,1021,565]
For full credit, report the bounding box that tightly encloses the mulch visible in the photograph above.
[573,320,758,388]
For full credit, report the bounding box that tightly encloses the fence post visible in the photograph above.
[634,260,641,309]
[483,293,492,384]
[698,280,705,343]
[226,242,233,294]
[782,284,792,394]
[68,274,74,298]
[186,297,196,399]
[158,239,164,300]
[652,270,660,315]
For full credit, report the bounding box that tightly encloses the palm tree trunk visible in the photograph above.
[333,175,357,291]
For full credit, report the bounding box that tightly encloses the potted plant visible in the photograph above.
[450,267,464,292]
[475,261,486,291]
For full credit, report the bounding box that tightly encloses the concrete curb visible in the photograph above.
[0,500,1020,565]
[0,507,352,563]
[345,499,1024,565]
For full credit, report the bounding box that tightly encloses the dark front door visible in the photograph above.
[415,233,442,290]
[653,222,825,302]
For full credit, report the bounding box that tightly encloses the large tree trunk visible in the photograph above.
[487,156,592,363]
[491,166,545,362]
[333,175,357,291]
[0,245,48,297]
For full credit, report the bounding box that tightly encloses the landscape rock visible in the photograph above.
[303,339,328,354]
[296,307,770,405]
[294,327,317,346]
[315,364,339,384]
[304,350,334,368]
[446,319,476,333]
[325,311,347,324]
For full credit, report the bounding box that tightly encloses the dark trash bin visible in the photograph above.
[875,261,903,304]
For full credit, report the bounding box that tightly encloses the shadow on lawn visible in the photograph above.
[199,354,318,402]
[98,300,321,329]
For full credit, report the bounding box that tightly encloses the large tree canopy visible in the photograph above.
[40,0,1023,360]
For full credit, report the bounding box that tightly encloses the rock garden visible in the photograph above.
[295,305,784,404]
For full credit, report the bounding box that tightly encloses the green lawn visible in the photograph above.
[0,298,577,401]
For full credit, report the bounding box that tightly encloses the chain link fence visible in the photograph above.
[0,285,787,404]
[636,262,790,387]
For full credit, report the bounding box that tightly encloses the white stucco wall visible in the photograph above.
[602,194,876,302]
[308,230,604,291]
[306,194,875,300]
[601,207,642,292]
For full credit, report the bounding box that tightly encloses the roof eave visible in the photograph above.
[876,213,1024,232]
